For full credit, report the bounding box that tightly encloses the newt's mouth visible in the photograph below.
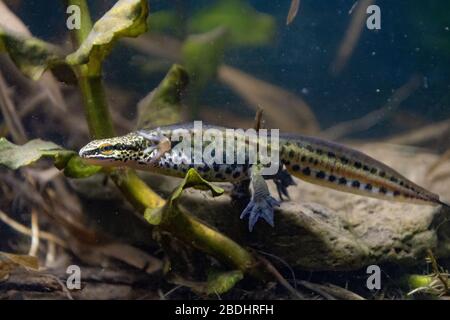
[79,145,114,165]
[80,157,111,166]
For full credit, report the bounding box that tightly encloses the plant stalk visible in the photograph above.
[65,0,269,284]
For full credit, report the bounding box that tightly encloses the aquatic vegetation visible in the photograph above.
[0,0,294,297]
[0,0,449,301]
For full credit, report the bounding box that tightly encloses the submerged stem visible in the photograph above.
[65,0,271,287]
[66,0,164,207]
[77,73,114,139]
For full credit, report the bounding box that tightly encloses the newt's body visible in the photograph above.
[79,123,448,231]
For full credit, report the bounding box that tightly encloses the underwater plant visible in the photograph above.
[0,0,449,301]
[0,0,306,297]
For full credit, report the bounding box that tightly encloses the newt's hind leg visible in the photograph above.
[270,167,297,200]
[240,165,280,231]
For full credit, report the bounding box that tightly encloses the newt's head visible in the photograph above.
[79,132,150,166]
[79,130,172,168]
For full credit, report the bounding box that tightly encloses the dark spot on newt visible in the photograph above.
[352,180,361,188]
[292,164,300,171]
[338,177,347,185]
[316,171,326,179]
[302,167,311,175]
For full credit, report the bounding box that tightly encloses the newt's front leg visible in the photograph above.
[240,164,280,231]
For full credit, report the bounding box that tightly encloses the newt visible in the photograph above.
[79,122,449,231]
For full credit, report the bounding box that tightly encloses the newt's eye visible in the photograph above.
[99,143,114,155]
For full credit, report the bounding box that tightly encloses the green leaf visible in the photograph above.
[66,0,149,73]
[182,27,228,90]
[0,27,65,80]
[405,274,434,288]
[169,168,224,206]
[0,138,101,178]
[144,168,224,225]
[137,64,189,129]
[206,270,244,295]
[0,138,69,170]
[189,0,275,47]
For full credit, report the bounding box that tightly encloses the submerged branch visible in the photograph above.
[330,0,374,76]
[321,75,421,140]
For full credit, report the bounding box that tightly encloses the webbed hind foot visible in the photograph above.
[240,164,280,231]
[240,196,280,231]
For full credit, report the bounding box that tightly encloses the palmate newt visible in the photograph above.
[79,122,449,231]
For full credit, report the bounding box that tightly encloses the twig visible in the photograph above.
[161,285,183,299]
[0,1,67,111]
[286,0,300,25]
[386,118,450,147]
[0,91,48,136]
[427,249,449,293]
[322,283,365,300]
[0,209,67,248]
[427,149,450,175]
[297,280,336,300]
[322,75,421,139]
[256,249,297,290]
[257,255,305,299]
[28,209,40,257]
[45,240,57,266]
[253,108,264,131]
[45,274,74,300]
[330,0,374,75]
[0,71,27,143]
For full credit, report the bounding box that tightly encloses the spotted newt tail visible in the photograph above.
[279,134,442,206]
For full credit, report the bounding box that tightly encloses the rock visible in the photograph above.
[178,143,450,271]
